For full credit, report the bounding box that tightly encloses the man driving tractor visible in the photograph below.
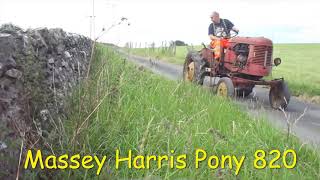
[208,11,239,59]
[183,11,290,110]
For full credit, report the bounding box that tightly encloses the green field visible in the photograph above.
[126,44,320,97]
[26,44,320,179]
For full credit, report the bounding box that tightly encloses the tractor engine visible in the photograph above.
[224,37,273,77]
[233,43,249,68]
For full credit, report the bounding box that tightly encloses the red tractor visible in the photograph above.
[183,31,290,109]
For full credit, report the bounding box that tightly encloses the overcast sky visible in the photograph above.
[1,0,320,46]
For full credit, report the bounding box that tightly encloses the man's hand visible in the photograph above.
[209,34,219,41]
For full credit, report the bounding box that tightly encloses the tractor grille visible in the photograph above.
[252,46,272,66]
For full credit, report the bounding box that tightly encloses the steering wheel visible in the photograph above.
[215,30,238,39]
[228,30,238,38]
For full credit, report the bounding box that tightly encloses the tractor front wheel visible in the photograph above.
[269,81,290,110]
[216,77,235,97]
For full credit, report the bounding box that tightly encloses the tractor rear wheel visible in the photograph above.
[216,77,235,97]
[269,81,290,110]
[183,51,206,85]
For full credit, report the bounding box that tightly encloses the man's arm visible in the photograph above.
[232,26,239,33]
[225,19,239,33]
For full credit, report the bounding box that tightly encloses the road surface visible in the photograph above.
[118,50,320,148]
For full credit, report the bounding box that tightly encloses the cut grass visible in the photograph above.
[124,45,200,65]
[272,44,320,97]
[125,44,320,97]
[28,44,320,179]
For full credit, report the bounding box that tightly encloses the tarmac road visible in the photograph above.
[118,50,320,148]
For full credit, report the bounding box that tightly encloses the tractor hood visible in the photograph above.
[229,37,273,46]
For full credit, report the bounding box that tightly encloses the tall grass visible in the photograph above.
[26,44,320,179]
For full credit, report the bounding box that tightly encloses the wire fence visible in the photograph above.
[125,41,177,56]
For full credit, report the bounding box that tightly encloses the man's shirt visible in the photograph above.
[208,19,234,37]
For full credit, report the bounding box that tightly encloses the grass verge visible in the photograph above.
[27,44,320,179]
